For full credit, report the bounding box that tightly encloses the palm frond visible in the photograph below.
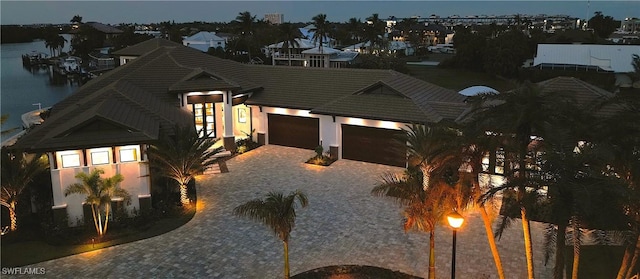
[543,224,557,265]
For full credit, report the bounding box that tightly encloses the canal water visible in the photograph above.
[1,34,78,142]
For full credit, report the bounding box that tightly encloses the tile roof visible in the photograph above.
[82,22,123,34]
[12,38,469,151]
[112,38,183,56]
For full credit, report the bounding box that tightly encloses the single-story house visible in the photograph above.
[12,38,467,226]
[533,44,640,73]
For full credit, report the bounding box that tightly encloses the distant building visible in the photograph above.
[265,38,358,68]
[265,13,284,25]
[533,44,640,73]
[182,31,227,52]
[621,17,640,33]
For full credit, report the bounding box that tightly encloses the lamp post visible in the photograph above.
[447,211,465,279]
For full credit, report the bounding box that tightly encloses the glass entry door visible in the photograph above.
[193,102,215,137]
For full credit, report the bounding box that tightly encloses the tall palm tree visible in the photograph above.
[234,11,256,60]
[406,121,506,278]
[346,17,364,47]
[54,35,67,56]
[278,23,302,66]
[310,14,330,53]
[0,148,48,231]
[147,126,222,205]
[234,190,308,279]
[594,92,640,279]
[464,81,576,279]
[456,124,507,279]
[371,170,455,279]
[364,13,386,54]
[64,168,130,236]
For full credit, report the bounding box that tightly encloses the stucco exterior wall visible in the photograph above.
[50,145,150,227]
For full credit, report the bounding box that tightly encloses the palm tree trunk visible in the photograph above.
[554,222,567,279]
[283,240,290,279]
[180,183,190,205]
[288,49,292,66]
[9,201,17,231]
[102,203,110,236]
[480,206,505,279]
[90,204,101,236]
[616,232,639,279]
[97,208,104,237]
[616,242,634,279]
[428,230,435,279]
[571,216,580,279]
[522,207,535,279]
[624,235,640,279]
[421,165,430,191]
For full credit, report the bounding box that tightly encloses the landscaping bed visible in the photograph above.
[1,205,195,267]
[292,265,422,279]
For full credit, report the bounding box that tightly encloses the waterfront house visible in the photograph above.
[11,38,467,226]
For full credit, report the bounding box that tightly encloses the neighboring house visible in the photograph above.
[12,38,468,226]
[342,40,415,56]
[265,38,358,68]
[533,44,640,73]
[182,31,227,52]
[71,22,123,48]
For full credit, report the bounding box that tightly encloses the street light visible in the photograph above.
[447,211,465,279]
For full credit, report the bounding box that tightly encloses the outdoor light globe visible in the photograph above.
[447,212,465,229]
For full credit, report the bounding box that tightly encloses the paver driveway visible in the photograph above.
[21,145,552,278]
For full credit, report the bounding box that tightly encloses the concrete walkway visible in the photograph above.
[20,145,552,278]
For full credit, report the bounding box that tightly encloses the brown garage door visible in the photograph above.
[268,114,319,150]
[342,124,406,167]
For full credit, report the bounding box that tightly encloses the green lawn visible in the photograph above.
[1,207,195,267]
[407,65,516,92]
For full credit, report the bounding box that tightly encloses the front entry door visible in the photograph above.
[193,102,215,137]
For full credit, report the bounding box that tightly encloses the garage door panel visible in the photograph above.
[268,114,319,150]
[342,124,406,167]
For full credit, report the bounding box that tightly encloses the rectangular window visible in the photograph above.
[91,151,110,165]
[120,148,137,162]
[61,154,81,168]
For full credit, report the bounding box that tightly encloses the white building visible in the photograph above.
[264,13,284,25]
[182,31,227,52]
[533,44,640,73]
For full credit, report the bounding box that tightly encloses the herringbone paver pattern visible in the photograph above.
[20,145,552,278]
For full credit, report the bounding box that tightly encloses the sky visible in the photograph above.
[0,1,637,25]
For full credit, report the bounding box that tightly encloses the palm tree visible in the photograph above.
[310,14,330,53]
[463,81,576,279]
[372,168,455,279]
[593,92,640,279]
[0,148,48,231]
[64,168,130,237]
[146,126,222,205]
[364,13,386,54]
[234,11,256,60]
[70,14,83,24]
[346,17,364,47]
[54,35,67,56]
[234,190,308,279]
[456,124,507,279]
[405,122,506,278]
[278,23,302,66]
